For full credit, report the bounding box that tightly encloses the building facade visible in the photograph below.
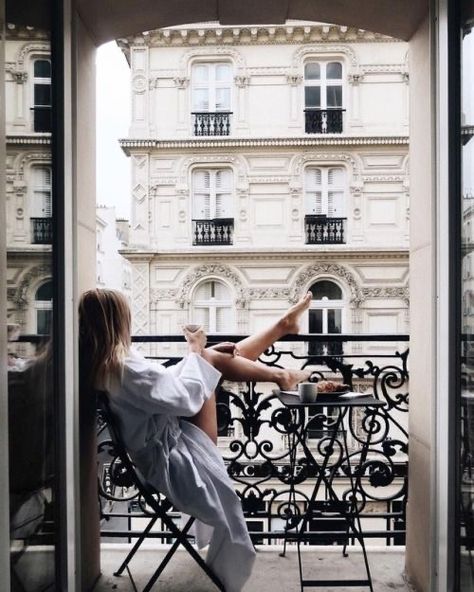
[5,25,53,336]
[118,22,410,356]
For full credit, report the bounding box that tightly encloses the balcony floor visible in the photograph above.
[96,545,411,592]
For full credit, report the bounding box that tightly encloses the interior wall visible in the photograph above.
[72,9,100,591]
[406,14,434,592]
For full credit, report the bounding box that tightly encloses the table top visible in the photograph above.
[274,389,385,408]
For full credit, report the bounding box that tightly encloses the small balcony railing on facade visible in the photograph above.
[191,111,232,136]
[304,108,345,134]
[31,217,53,244]
[192,218,234,246]
[31,106,52,133]
[98,333,409,548]
[305,215,347,244]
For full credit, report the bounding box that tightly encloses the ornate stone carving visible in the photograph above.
[291,263,362,305]
[286,73,303,86]
[177,264,246,308]
[15,42,50,68]
[16,152,51,177]
[361,286,409,305]
[179,47,246,71]
[6,68,28,83]
[14,265,52,309]
[291,152,361,182]
[173,76,190,89]
[234,74,250,87]
[132,263,150,335]
[347,72,363,85]
[246,288,292,300]
[132,74,147,93]
[150,288,178,304]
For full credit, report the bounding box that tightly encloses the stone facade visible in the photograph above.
[118,22,410,356]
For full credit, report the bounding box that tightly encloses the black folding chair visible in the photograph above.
[97,391,225,592]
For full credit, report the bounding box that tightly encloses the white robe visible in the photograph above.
[107,349,256,592]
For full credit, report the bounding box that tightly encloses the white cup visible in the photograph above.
[298,382,318,403]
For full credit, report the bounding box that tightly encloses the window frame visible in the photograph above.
[191,61,233,113]
[191,167,233,220]
[303,59,344,110]
[31,57,52,133]
[304,165,346,218]
[191,279,235,334]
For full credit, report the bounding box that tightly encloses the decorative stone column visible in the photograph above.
[348,71,363,130]
[287,72,303,129]
[130,43,150,136]
[174,76,190,133]
[234,71,250,133]
[130,154,150,247]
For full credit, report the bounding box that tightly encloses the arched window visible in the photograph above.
[308,280,344,355]
[304,60,343,133]
[192,280,234,333]
[32,58,51,132]
[192,62,232,112]
[35,280,53,335]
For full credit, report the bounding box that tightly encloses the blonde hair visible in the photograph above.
[79,289,131,391]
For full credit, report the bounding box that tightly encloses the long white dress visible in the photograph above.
[107,349,256,592]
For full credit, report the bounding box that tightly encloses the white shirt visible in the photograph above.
[107,349,256,592]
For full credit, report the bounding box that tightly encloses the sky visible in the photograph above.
[96,42,131,219]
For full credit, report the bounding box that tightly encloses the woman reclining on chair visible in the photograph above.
[79,288,313,592]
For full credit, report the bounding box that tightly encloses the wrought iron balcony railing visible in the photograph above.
[304,108,345,134]
[31,106,52,133]
[192,111,232,136]
[31,217,53,244]
[192,218,234,246]
[305,215,346,244]
[98,333,409,549]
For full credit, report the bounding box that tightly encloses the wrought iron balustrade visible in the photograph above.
[305,215,346,244]
[98,333,409,548]
[193,218,234,245]
[31,106,52,132]
[192,111,232,136]
[304,108,345,134]
[31,217,53,244]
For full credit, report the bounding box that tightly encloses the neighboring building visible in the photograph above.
[118,21,410,357]
[96,206,132,298]
[5,24,53,335]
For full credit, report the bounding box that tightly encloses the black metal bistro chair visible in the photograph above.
[97,391,225,592]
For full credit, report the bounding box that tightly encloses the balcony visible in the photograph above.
[304,108,345,134]
[98,333,409,556]
[192,218,233,246]
[305,215,346,244]
[31,217,53,244]
[31,106,52,133]
[191,111,232,136]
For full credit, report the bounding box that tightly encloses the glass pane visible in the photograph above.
[192,88,209,111]
[310,281,343,300]
[5,0,59,588]
[305,86,320,108]
[216,88,230,111]
[309,309,323,333]
[328,309,342,333]
[192,64,208,82]
[305,62,320,80]
[37,309,52,335]
[34,84,51,107]
[460,7,474,588]
[326,62,342,79]
[216,63,231,81]
[34,59,51,78]
[326,86,342,108]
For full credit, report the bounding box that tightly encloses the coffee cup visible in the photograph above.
[298,382,318,403]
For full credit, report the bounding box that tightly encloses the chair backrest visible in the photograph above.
[96,391,171,514]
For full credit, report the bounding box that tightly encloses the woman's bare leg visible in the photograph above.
[202,348,311,391]
[235,292,312,361]
[189,392,218,444]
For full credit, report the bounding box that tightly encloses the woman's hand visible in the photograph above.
[183,326,207,355]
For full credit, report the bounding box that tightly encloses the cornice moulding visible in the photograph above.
[6,134,52,145]
[120,136,409,154]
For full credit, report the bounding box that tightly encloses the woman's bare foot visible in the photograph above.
[278,368,313,391]
[279,292,312,335]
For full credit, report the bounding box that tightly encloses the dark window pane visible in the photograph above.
[327,62,342,79]
[37,309,52,335]
[305,62,320,80]
[34,84,51,106]
[34,59,51,78]
[327,86,342,108]
[305,86,320,108]
[35,281,53,301]
[309,309,322,333]
[310,280,343,300]
[328,309,342,333]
